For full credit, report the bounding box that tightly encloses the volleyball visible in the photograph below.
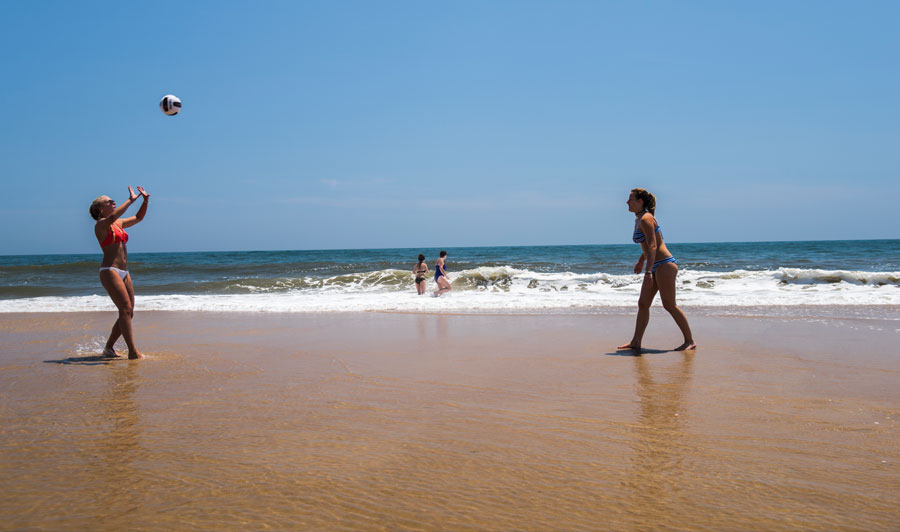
[159,94,182,116]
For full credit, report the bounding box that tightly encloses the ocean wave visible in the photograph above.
[775,268,900,286]
[1,267,897,312]
[0,285,83,299]
[0,260,100,273]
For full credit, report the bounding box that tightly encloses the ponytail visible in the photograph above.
[89,196,106,220]
[631,188,656,215]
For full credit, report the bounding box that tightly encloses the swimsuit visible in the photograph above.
[632,221,661,243]
[415,264,427,284]
[99,266,129,280]
[98,224,129,279]
[651,256,677,273]
[100,223,128,247]
[434,262,447,282]
[633,217,677,273]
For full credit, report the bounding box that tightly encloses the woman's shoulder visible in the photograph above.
[641,212,659,224]
[96,217,120,227]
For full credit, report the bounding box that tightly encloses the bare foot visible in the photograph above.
[617,343,641,352]
[128,351,145,360]
[102,347,122,358]
[673,341,697,351]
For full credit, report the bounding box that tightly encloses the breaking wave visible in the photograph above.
[2,266,897,312]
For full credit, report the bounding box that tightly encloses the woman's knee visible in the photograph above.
[661,299,679,313]
[118,305,134,318]
[637,299,652,311]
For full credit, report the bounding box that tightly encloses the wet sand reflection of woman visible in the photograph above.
[625,353,695,526]
[88,363,146,528]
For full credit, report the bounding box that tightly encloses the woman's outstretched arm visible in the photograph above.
[120,186,150,228]
[95,187,138,235]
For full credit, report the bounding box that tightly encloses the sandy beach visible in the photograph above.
[1,310,898,531]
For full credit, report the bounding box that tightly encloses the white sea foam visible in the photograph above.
[1,267,898,313]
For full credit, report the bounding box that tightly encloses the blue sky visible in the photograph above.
[1,1,898,254]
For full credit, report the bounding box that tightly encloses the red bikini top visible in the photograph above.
[100,223,129,248]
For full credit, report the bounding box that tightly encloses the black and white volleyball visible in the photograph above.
[159,94,182,116]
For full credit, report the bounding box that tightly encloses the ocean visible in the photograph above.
[1,240,898,314]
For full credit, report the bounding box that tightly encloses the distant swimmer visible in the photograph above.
[413,254,429,295]
[89,186,150,359]
[617,188,696,353]
[433,250,452,297]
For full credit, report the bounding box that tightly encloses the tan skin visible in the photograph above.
[433,255,452,296]
[413,260,429,295]
[94,186,150,359]
[618,191,696,353]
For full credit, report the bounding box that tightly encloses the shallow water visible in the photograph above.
[1,312,898,531]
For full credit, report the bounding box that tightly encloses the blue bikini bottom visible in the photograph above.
[651,256,677,273]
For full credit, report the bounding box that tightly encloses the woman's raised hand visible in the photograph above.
[128,186,138,202]
[137,186,150,199]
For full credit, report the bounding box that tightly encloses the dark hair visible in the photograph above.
[417,254,425,263]
[439,250,447,258]
[630,188,656,215]
[89,196,106,220]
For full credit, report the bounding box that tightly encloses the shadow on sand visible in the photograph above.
[605,347,672,357]
[44,355,126,366]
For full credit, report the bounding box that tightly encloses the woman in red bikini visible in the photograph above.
[89,186,150,359]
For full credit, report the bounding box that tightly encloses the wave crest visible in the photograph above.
[2,266,898,312]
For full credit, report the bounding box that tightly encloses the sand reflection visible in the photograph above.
[90,363,147,525]
[415,314,449,344]
[626,353,695,525]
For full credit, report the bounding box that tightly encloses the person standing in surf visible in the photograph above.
[89,186,150,359]
[413,254,429,295]
[433,250,452,297]
[618,188,696,353]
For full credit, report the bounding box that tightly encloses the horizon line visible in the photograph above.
[2,238,896,258]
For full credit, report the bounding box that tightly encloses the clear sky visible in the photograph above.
[1,1,898,255]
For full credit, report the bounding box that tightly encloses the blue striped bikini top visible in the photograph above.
[633,219,662,243]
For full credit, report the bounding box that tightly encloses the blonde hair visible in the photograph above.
[89,196,107,220]
[631,188,656,215]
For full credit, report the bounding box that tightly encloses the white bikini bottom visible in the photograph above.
[99,266,129,280]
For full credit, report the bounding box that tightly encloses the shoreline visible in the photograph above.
[1,303,897,320]
[1,311,898,530]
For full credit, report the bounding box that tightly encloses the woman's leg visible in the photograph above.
[103,319,122,356]
[99,271,143,359]
[618,274,658,351]
[654,263,695,350]
[434,277,451,296]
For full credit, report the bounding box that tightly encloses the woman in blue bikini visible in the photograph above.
[618,188,695,353]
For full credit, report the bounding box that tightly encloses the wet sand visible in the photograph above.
[1,310,898,531]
